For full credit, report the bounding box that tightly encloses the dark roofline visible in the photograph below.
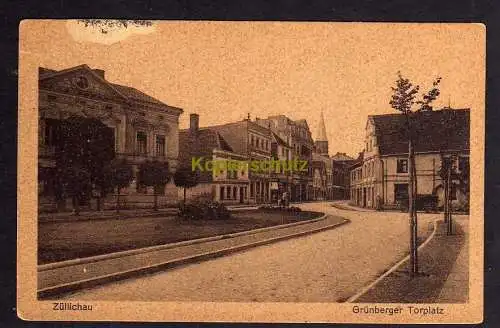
[39,65,182,113]
[368,107,470,119]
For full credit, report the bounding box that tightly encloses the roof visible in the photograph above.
[370,108,470,156]
[110,83,167,106]
[316,111,328,141]
[331,152,356,162]
[271,132,290,148]
[179,128,234,157]
[39,65,180,110]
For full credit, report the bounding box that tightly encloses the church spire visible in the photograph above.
[316,110,328,141]
[314,110,329,156]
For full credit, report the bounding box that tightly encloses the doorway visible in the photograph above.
[239,187,244,203]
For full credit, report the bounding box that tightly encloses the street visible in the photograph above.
[61,201,438,302]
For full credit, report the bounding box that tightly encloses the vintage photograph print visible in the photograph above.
[18,20,484,323]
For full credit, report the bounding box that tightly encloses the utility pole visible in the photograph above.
[447,154,456,235]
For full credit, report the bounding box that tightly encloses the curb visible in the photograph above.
[38,217,350,299]
[346,218,439,303]
[39,210,180,224]
[39,213,328,271]
[330,203,375,212]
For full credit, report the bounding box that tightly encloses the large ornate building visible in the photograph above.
[350,108,470,209]
[38,64,183,211]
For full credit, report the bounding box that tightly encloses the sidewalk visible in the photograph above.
[330,201,375,212]
[39,207,179,223]
[38,214,349,298]
[350,218,468,303]
[39,205,260,223]
[436,218,469,302]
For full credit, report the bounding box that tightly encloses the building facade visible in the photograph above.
[38,64,183,211]
[255,115,315,202]
[331,152,356,200]
[178,114,250,204]
[350,108,470,209]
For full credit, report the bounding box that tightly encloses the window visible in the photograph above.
[136,132,147,154]
[156,135,165,156]
[44,118,59,146]
[250,183,254,197]
[227,167,237,180]
[233,186,237,199]
[226,187,231,199]
[220,186,225,200]
[397,159,408,173]
[251,135,255,147]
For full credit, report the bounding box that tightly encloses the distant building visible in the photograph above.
[178,114,249,204]
[350,108,470,209]
[331,152,356,200]
[269,131,293,203]
[38,64,183,211]
[206,118,274,204]
[255,115,315,201]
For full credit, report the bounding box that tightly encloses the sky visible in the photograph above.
[20,20,485,157]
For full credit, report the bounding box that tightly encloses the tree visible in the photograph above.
[438,154,453,233]
[108,159,134,213]
[439,153,468,234]
[54,115,115,213]
[77,19,153,34]
[138,160,171,211]
[63,165,92,216]
[174,166,200,208]
[390,72,442,276]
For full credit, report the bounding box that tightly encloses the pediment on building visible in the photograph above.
[39,65,127,102]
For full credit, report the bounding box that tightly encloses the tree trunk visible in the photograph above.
[183,187,187,208]
[408,138,418,276]
[116,189,120,213]
[73,195,80,216]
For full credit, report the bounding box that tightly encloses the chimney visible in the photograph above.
[190,113,199,133]
[93,69,105,79]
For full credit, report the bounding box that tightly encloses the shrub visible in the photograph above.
[287,206,302,212]
[178,199,231,220]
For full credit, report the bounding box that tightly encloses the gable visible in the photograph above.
[39,66,127,102]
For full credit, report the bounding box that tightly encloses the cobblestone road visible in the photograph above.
[62,202,437,302]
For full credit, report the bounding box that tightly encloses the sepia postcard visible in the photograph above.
[17,20,485,323]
